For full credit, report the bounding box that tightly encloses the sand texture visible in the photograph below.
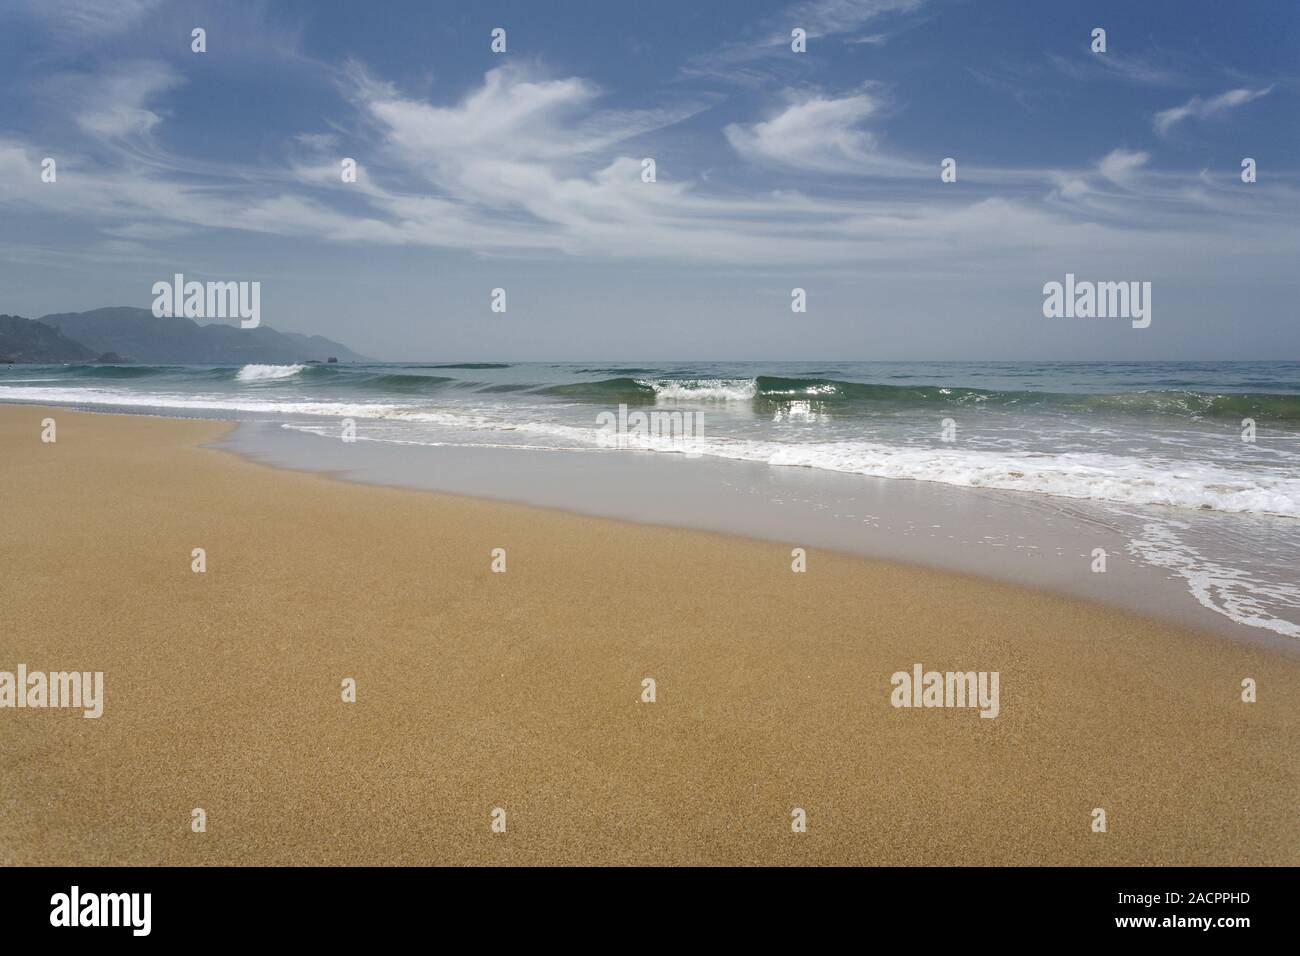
[1,405,1296,865]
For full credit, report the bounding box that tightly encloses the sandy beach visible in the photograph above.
[1,404,1296,866]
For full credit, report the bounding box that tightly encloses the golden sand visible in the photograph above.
[1,405,1296,865]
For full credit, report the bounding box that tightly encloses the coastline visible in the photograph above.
[220,417,1300,648]
[2,404,1297,865]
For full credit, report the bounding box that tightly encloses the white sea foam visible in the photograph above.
[741,441,1300,517]
[640,378,757,401]
[4,383,1298,517]
[545,421,1300,518]
[1126,520,1300,637]
[0,385,396,419]
[305,406,1300,518]
[236,364,304,382]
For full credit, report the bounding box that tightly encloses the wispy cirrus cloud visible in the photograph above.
[845,33,889,46]
[782,0,925,37]
[12,0,164,42]
[1045,50,1192,88]
[1,44,1296,283]
[1153,85,1274,136]
[682,0,928,85]
[724,86,922,175]
[71,61,184,142]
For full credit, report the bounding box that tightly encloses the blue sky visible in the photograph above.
[0,0,1296,360]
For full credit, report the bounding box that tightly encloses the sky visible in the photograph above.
[0,0,1297,361]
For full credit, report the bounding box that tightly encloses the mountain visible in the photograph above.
[35,307,373,364]
[0,314,100,363]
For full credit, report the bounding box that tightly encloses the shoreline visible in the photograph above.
[2,404,1297,865]
[7,397,1300,646]
[220,416,1300,650]
[3,393,1297,647]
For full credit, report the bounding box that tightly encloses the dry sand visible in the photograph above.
[1,405,1296,865]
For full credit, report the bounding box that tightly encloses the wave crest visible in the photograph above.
[236,364,305,382]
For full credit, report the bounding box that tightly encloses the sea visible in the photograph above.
[3,359,1298,639]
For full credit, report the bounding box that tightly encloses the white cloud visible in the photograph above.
[73,61,183,141]
[353,64,699,169]
[2,63,1297,276]
[100,222,194,241]
[1096,148,1149,186]
[1050,174,1090,200]
[16,0,163,40]
[1154,86,1274,136]
[783,0,925,38]
[683,0,928,83]
[1046,52,1190,89]
[724,89,896,175]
